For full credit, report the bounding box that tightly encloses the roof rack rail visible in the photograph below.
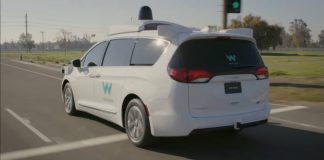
[109,20,193,38]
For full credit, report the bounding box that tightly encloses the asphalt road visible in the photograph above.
[1,58,324,160]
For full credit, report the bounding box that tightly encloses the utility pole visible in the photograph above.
[223,0,228,29]
[25,13,28,52]
[40,31,45,53]
[21,13,28,60]
[63,32,67,54]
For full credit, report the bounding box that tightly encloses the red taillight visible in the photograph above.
[256,67,269,80]
[188,70,212,82]
[168,68,212,83]
[168,68,187,82]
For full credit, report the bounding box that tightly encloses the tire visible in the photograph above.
[125,99,154,147]
[63,83,77,115]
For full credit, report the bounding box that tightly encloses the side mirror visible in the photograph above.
[88,62,97,67]
[72,59,81,68]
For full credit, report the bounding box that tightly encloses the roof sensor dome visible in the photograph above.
[138,6,153,20]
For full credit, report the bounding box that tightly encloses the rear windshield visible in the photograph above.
[169,38,265,75]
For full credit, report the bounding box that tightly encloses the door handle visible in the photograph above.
[89,74,101,78]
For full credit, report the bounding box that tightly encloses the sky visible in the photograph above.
[1,0,324,43]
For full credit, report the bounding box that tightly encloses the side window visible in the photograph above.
[102,39,135,66]
[131,39,168,65]
[82,41,108,67]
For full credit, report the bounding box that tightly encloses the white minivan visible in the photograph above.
[62,20,270,147]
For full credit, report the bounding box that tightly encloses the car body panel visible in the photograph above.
[62,25,270,137]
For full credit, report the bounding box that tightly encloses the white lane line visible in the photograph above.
[271,117,324,131]
[1,63,61,81]
[271,106,308,114]
[270,106,324,132]
[5,108,52,143]
[0,133,128,160]
[270,103,291,107]
[10,59,62,72]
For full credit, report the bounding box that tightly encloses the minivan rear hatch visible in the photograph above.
[168,37,269,117]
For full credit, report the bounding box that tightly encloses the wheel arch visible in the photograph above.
[62,79,70,92]
[61,79,70,101]
[122,93,148,127]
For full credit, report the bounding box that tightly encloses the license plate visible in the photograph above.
[224,82,242,94]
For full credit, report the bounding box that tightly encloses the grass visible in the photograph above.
[262,51,324,103]
[2,51,324,103]
[269,76,324,102]
[3,51,323,76]
[269,87,324,102]
[262,55,324,77]
[1,51,84,65]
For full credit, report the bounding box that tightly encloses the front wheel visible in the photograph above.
[125,99,154,147]
[63,83,77,115]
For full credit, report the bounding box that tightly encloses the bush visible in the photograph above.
[270,71,289,76]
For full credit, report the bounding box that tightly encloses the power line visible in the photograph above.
[3,19,108,29]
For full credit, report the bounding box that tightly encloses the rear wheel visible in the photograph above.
[125,99,154,147]
[63,83,77,115]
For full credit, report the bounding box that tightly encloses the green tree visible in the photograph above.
[319,30,324,47]
[289,19,311,48]
[280,30,293,48]
[267,25,283,50]
[56,29,72,54]
[230,19,242,28]
[18,33,35,52]
[229,14,282,51]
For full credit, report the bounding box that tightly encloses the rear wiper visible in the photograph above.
[232,65,256,69]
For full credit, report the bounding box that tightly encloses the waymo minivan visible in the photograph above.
[62,15,270,147]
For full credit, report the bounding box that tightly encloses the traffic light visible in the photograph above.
[226,0,241,13]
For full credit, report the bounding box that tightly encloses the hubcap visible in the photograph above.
[64,87,73,113]
[127,106,145,142]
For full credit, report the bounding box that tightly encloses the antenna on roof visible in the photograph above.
[138,6,153,20]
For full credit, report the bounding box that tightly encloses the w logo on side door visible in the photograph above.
[226,54,237,62]
[102,82,112,95]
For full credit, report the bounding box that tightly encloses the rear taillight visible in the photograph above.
[256,67,268,80]
[168,68,212,83]
[168,68,187,82]
[188,70,212,83]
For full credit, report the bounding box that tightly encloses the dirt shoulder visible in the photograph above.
[269,76,324,104]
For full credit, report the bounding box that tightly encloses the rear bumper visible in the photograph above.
[149,105,270,137]
[190,119,267,135]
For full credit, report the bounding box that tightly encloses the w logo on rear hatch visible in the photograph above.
[226,54,237,62]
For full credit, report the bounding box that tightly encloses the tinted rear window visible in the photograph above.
[169,38,264,74]
[103,39,135,66]
[131,39,168,65]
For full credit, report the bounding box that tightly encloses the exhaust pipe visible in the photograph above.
[234,122,241,130]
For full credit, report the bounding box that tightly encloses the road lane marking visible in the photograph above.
[5,108,52,143]
[1,63,61,81]
[0,133,128,160]
[271,117,324,131]
[270,103,291,107]
[10,59,62,72]
[270,106,324,132]
[270,106,307,114]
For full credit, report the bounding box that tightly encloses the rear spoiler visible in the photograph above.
[218,28,253,38]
